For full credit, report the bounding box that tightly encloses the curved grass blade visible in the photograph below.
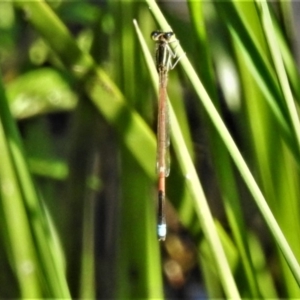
[187,1,261,297]
[214,1,300,165]
[0,70,71,297]
[6,68,77,119]
[13,1,156,180]
[256,1,300,161]
[0,90,42,297]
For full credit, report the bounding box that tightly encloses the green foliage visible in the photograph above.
[0,0,299,299]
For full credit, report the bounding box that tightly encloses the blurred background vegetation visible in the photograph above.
[0,0,299,299]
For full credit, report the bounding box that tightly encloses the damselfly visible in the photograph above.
[151,30,181,241]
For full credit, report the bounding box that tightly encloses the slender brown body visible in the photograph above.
[157,70,168,240]
[151,31,176,241]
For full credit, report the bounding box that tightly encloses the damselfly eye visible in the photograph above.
[151,31,161,40]
[164,32,174,40]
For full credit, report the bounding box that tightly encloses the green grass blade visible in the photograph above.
[256,1,300,153]
[232,2,300,296]
[0,84,42,297]
[111,1,164,297]
[0,70,71,297]
[6,68,77,119]
[215,1,300,163]
[13,1,156,180]
[187,1,261,296]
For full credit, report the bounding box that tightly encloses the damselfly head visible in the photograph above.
[151,30,174,42]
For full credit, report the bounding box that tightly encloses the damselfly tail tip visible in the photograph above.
[157,223,167,241]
